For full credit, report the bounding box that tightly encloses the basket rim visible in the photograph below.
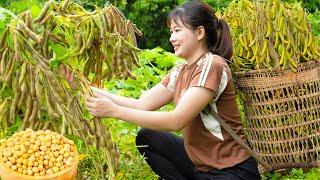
[0,147,78,179]
[233,60,320,76]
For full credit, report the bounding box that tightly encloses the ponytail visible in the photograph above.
[211,19,233,60]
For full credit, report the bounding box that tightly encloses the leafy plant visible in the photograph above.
[0,0,42,15]
[308,10,320,36]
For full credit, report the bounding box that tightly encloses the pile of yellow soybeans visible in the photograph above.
[0,129,77,176]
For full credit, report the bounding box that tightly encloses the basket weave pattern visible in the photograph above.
[235,61,320,170]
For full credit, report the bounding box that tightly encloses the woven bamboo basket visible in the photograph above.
[0,150,78,180]
[234,60,320,172]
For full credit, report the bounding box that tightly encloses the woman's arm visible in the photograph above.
[92,83,173,111]
[86,86,215,131]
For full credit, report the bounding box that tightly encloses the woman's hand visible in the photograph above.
[85,92,119,118]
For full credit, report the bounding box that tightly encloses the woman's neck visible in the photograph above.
[186,48,209,66]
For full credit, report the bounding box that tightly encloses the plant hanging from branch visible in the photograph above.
[0,0,142,178]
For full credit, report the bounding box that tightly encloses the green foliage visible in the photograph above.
[263,168,320,180]
[126,0,179,50]
[139,47,180,71]
[71,0,127,11]
[308,10,320,36]
[277,0,319,13]
[301,0,320,13]
[104,47,179,98]
[0,8,15,34]
[201,0,232,11]
[126,0,233,50]
[0,0,42,15]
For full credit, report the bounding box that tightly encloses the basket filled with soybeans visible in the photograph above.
[0,129,78,180]
[224,0,320,173]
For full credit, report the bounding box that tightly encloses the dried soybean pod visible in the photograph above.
[126,22,138,47]
[110,53,117,77]
[47,74,65,103]
[105,11,114,33]
[116,48,124,76]
[79,34,87,54]
[39,12,54,26]
[35,69,42,101]
[60,113,67,135]
[9,75,20,124]
[131,50,140,67]
[83,54,92,76]
[101,59,112,80]
[48,33,68,45]
[28,100,38,128]
[42,32,49,59]
[74,31,83,52]
[18,82,28,109]
[42,121,50,130]
[29,65,36,98]
[0,27,8,50]
[86,19,95,49]
[82,119,95,135]
[61,0,70,11]
[93,118,101,149]
[13,30,21,61]
[44,85,59,118]
[25,10,33,31]
[112,40,122,75]
[104,126,112,148]
[34,0,52,23]
[89,51,98,73]
[2,50,12,78]
[4,53,15,82]
[96,52,103,81]
[99,13,107,38]
[20,94,33,131]
[18,21,42,43]
[109,7,120,29]
[18,62,27,85]
[111,143,119,167]
[34,120,41,130]
[0,98,9,130]
[123,58,136,80]
[0,48,9,75]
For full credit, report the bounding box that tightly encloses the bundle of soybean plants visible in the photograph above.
[0,0,142,178]
[224,0,320,71]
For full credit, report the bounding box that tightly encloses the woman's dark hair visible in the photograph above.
[167,1,233,60]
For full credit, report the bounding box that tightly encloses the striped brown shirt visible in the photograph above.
[161,52,250,172]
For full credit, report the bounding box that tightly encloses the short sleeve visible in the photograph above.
[161,65,182,92]
[189,55,229,99]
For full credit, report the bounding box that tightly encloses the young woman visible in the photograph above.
[85,1,261,179]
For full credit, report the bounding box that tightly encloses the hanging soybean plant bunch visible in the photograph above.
[0,0,142,178]
[225,0,320,72]
[40,0,143,85]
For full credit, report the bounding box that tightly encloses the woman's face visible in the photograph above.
[169,19,199,59]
